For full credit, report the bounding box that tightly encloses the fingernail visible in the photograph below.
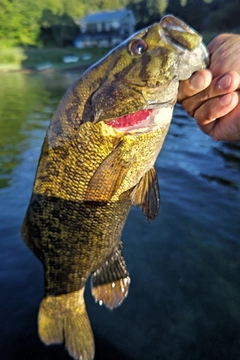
[190,73,205,89]
[219,93,233,106]
[217,74,232,89]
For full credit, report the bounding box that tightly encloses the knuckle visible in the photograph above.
[181,99,195,116]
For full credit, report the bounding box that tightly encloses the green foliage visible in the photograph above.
[165,0,183,16]
[40,10,79,47]
[158,0,168,14]
[0,48,27,70]
[128,0,167,28]
[0,45,110,71]
[0,0,86,48]
[204,0,240,31]
[128,0,160,28]
[0,0,239,49]
[0,71,50,188]
[79,0,129,13]
[0,0,43,47]
[173,0,207,31]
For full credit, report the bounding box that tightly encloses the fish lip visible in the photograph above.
[159,14,209,67]
[160,14,195,33]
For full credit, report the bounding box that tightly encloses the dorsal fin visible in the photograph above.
[91,247,130,310]
[130,167,160,221]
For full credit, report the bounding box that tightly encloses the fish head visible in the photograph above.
[91,14,208,131]
[48,15,208,146]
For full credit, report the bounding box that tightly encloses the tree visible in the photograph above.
[165,0,214,32]
[1,0,239,48]
[0,0,86,47]
[40,10,79,47]
[204,0,240,31]
[180,0,204,31]
[0,0,42,47]
[165,0,183,17]
[128,0,162,28]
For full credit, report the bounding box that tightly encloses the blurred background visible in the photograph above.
[0,0,240,359]
[1,0,240,71]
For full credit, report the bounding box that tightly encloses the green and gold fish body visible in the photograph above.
[22,15,208,360]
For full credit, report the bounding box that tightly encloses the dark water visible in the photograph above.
[0,70,240,360]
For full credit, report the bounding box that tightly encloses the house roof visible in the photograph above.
[78,9,136,25]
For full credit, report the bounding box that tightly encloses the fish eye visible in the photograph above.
[129,39,147,56]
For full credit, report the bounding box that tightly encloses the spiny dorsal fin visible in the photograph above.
[91,247,130,310]
[84,142,131,202]
[130,167,160,221]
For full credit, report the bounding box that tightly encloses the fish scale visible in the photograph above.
[22,15,208,360]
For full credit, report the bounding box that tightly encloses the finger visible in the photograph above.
[209,97,240,141]
[207,34,229,54]
[193,92,239,135]
[207,34,240,78]
[181,71,240,117]
[178,69,212,103]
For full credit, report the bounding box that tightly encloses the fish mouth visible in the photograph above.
[106,107,173,134]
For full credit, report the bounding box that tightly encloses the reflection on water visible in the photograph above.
[0,71,77,189]
[0,71,240,360]
[214,144,240,170]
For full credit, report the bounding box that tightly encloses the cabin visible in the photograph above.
[74,9,136,48]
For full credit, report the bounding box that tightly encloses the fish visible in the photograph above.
[21,15,208,360]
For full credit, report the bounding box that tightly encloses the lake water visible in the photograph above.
[0,70,240,360]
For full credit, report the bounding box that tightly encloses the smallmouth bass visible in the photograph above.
[22,15,208,360]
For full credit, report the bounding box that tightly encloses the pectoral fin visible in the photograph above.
[91,247,130,310]
[130,167,160,221]
[84,142,130,202]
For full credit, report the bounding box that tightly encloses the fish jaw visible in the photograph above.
[159,14,209,79]
[106,106,174,135]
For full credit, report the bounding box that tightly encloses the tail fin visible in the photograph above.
[38,288,95,360]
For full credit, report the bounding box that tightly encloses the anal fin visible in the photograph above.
[130,167,160,221]
[91,247,130,310]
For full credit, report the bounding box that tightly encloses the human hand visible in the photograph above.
[178,34,240,141]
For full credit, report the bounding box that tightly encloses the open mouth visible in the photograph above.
[106,109,155,133]
[106,107,173,134]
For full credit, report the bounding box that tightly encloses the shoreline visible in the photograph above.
[0,63,92,74]
[0,46,111,74]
